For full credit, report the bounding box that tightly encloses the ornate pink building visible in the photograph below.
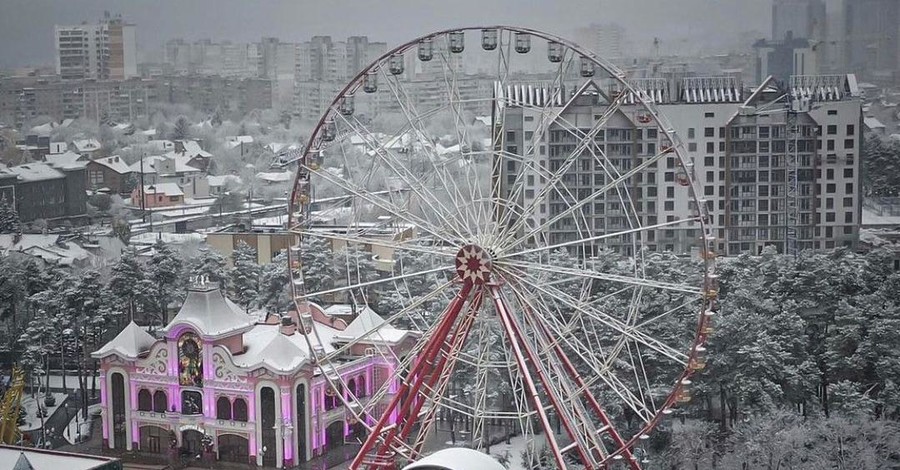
[93,283,412,467]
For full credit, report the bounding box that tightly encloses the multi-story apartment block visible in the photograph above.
[55,13,136,81]
[499,73,862,257]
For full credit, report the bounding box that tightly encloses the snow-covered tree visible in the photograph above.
[189,247,228,291]
[0,194,21,234]
[170,116,191,141]
[143,240,184,328]
[107,247,146,325]
[257,250,291,313]
[230,241,260,311]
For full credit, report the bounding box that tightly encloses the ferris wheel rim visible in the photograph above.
[285,25,718,469]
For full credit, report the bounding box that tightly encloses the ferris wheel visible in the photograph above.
[287,26,718,470]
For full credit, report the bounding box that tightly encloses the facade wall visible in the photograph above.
[98,326,394,468]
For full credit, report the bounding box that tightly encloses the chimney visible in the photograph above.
[280,316,296,336]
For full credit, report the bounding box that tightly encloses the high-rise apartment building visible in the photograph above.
[499,73,862,257]
[773,0,827,40]
[55,13,136,81]
[842,0,900,75]
[574,23,626,58]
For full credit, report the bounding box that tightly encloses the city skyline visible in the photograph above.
[0,0,770,68]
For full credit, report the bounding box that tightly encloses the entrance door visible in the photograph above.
[182,430,203,456]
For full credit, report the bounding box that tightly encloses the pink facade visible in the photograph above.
[93,284,408,468]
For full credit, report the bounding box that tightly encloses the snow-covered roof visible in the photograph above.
[402,448,505,470]
[174,140,213,158]
[92,322,156,360]
[334,306,409,344]
[146,139,174,151]
[130,155,201,175]
[227,135,254,144]
[208,174,242,187]
[0,446,119,470]
[164,284,255,340]
[232,328,309,373]
[864,117,886,130]
[143,183,183,197]
[45,151,83,168]
[92,155,131,174]
[72,138,101,153]
[0,235,91,266]
[255,171,293,183]
[7,163,65,182]
[29,122,55,136]
[265,142,298,154]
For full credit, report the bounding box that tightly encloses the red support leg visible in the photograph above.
[350,283,472,470]
[488,284,573,470]
[523,301,640,469]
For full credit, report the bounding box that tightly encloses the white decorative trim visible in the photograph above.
[135,343,168,375]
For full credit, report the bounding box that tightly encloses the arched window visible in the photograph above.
[137,389,152,411]
[152,390,168,413]
[232,397,248,422]
[216,396,232,420]
[357,375,366,398]
[178,333,203,388]
[347,378,356,399]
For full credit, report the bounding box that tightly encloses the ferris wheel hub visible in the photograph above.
[455,244,493,285]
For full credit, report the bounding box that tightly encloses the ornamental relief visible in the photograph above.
[211,349,243,383]
[135,344,168,375]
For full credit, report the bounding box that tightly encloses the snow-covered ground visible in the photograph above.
[18,393,68,432]
[63,403,100,444]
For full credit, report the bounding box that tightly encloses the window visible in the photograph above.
[845,212,853,223]
[843,197,853,207]
[826,198,834,209]
[525,131,534,141]
[138,389,152,411]
[704,112,715,118]
[826,168,834,180]
[89,170,104,186]
[666,187,674,198]
[506,131,515,141]
[844,139,854,149]
[827,110,837,116]
[217,396,232,420]
[664,172,674,182]
[664,201,674,211]
[688,142,697,152]
[846,182,853,194]
[704,186,714,196]
[704,127,715,138]
[827,140,835,151]
[827,125,837,135]
[846,124,855,136]
[704,156,714,166]
[153,391,168,413]
[524,115,534,122]
[706,142,715,154]
[706,171,714,183]
[826,212,835,222]
[647,128,658,139]
[844,168,853,178]
[688,128,695,139]
[232,398,249,422]
[181,390,203,415]
[826,184,836,193]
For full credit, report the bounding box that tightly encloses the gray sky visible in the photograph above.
[0,0,770,68]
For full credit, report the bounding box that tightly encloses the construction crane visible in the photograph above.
[0,367,25,445]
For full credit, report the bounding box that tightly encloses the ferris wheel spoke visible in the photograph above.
[500,266,690,366]
[513,282,658,425]
[305,161,460,246]
[294,229,455,260]
[496,89,629,248]
[378,68,477,237]
[333,112,471,243]
[298,264,452,301]
[500,216,700,262]
[501,142,674,252]
[489,48,580,248]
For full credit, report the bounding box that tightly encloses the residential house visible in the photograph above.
[0,161,87,222]
[132,182,184,208]
[130,154,209,199]
[207,174,242,196]
[172,140,214,172]
[86,155,133,193]
[72,138,102,157]
[44,150,85,168]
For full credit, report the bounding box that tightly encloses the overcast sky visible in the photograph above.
[0,0,770,68]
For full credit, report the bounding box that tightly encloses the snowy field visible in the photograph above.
[18,393,68,432]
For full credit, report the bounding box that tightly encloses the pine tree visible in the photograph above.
[107,248,146,325]
[230,241,260,311]
[144,240,184,328]
[0,194,21,235]
[257,250,291,313]
[170,116,191,141]
[189,247,228,291]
